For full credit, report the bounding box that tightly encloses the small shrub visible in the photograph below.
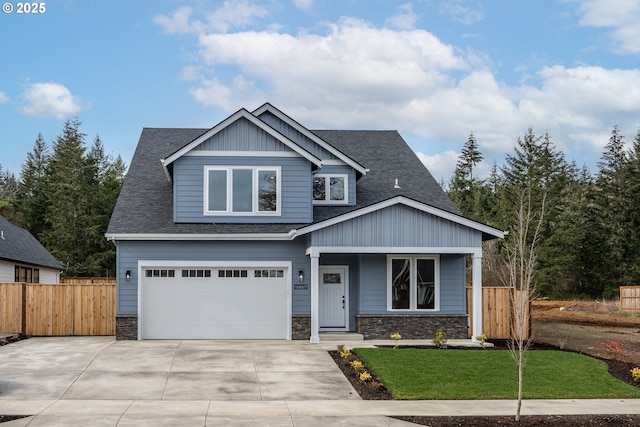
[632,367,640,382]
[601,340,625,354]
[367,380,382,389]
[339,348,352,359]
[349,360,364,372]
[475,333,487,348]
[432,328,448,349]
[390,332,402,348]
[359,371,372,382]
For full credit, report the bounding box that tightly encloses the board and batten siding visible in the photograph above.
[192,117,291,152]
[310,204,483,247]
[257,111,339,160]
[357,254,466,314]
[173,155,312,223]
[115,240,310,316]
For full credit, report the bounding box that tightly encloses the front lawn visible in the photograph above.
[354,348,640,400]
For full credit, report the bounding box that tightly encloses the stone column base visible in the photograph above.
[292,315,311,340]
[115,315,138,340]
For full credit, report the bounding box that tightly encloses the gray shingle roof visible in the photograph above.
[0,215,65,270]
[107,126,460,236]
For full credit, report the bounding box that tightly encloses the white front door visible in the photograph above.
[319,266,348,330]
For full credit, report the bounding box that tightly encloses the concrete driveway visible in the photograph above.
[0,337,359,401]
[0,337,416,426]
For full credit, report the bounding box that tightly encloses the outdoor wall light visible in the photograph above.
[298,270,304,282]
[125,270,131,282]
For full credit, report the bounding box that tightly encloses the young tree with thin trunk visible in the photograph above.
[500,186,546,422]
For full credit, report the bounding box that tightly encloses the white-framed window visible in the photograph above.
[204,166,281,215]
[313,174,348,204]
[387,255,439,311]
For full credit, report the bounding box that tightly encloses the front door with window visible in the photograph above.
[319,266,348,330]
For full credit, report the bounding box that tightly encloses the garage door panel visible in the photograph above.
[142,267,289,340]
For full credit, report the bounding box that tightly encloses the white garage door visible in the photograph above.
[141,266,289,339]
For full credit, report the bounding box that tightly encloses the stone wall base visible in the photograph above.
[115,315,138,340]
[355,314,468,340]
[292,315,310,340]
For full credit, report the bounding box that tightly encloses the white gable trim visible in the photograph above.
[161,109,323,181]
[252,103,369,176]
[293,196,505,239]
[106,232,295,241]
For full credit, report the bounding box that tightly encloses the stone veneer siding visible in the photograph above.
[115,315,138,340]
[292,315,311,340]
[355,314,468,339]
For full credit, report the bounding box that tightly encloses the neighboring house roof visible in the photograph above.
[106,111,498,239]
[0,215,65,270]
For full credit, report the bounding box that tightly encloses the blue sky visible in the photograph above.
[1,0,639,183]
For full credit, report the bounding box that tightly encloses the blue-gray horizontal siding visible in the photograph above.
[311,204,482,247]
[173,156,312,223]
[193,117,291,152]
[258,111,339,160]
[357,254,466,315]
[116,240,310,316]
[313,165,356,206]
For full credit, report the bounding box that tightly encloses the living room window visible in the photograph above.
[387,255,439,311]
[204,166,280,215]
[313,174,347,204]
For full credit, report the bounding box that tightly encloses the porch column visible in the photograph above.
[471,254,483,342]
[310,253,320,344]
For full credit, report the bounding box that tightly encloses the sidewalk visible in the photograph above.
[1,398,640,426]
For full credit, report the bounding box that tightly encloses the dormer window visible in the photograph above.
[204,166,280,215]
[313,174,347,204]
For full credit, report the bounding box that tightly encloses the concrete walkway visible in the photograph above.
[1,337,639,426]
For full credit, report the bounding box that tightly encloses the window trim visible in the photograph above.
[14,265,40,283]
[386,255,440,311]
[312,173,348,205]
[204,166,281,216]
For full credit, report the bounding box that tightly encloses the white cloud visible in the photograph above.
[157,6,640,181]
[416,151,459,184]
[386,3,419,30]
[575,0,640,54]
[154,1,269,35]
[292,0,314,11]
[20,82,85,119]
[438,0,484,25]
[0,91,9,103]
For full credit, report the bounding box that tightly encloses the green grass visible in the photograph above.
[354,348,640,400]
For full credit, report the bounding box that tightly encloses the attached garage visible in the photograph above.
[139,262,291,339]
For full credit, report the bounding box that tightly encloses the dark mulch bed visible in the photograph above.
[0,415,30,424]
[330,340,640,426]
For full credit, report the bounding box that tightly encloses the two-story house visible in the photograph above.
[106,103,503,342]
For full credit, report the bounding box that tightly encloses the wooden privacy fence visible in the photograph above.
[620,286,640,311]
[466,286,531,340]
[0,279,115,336]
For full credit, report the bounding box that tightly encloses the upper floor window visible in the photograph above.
[204,166,280,215]
[313,174,347,204]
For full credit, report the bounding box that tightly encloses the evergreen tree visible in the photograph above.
[83,136,126,276]
[448,132,487,222]
[17,133,50,237]
[40,118,92,275]
[0,164,19,219]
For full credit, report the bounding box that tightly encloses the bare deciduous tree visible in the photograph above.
[500,186,546,421]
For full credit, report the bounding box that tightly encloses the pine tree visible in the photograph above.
[0,164,19,219]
